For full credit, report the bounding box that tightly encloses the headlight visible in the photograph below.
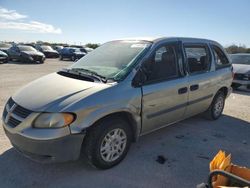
[33,113,75,128]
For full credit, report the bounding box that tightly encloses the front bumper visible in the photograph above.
[0,56,8,62]
[23,56,45,63]
[44,52,59,58]
[3,123,85,163]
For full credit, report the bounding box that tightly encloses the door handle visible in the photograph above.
[190,84,199,91]
[178,87,188,94]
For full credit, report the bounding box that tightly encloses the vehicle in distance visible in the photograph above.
[36,45,59,58]
[2,37,233,169]
[84,47,94,53]
[0,42,12,53]
[60,47,86,61]
[0,50,8,64]
[230,53,250,89]
[7,45,45,63]
[53,45,64,53]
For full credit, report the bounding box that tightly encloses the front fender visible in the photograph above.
[70,101,141,130]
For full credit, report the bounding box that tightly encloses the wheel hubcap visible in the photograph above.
[100,128,127,162]
[214,96,224,117]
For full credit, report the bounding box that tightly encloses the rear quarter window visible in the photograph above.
[211,45,230,68]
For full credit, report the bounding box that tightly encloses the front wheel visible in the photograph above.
[203,91,225,120]
[83,117,132,169]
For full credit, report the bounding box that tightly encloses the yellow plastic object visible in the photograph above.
[210,151,250,188]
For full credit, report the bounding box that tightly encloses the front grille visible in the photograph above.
[234,73,250,80]
[2,97,32,128]
[14,105,32,118]
[8,116,21,128]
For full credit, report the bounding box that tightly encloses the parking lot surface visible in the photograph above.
[0,59,250,188]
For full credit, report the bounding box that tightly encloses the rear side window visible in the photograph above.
[211,45,230,68]
[184,44,211,74]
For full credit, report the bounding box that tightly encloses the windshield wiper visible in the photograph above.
[66,68,109,83]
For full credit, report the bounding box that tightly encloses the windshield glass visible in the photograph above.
[19,46,37,52]
[41,45,53,50]
[230,54,250,65]
[0,43,11,48]
[71,48,81,52]
[70,41,151,80]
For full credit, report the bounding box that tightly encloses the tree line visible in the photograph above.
[225,45,250,54]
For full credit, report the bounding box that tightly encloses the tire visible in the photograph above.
[59,55,63,60]
[203,91,225,120]
[83,117,132,169]
[71,55,76,61]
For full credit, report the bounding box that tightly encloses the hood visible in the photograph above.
[12,72,111,112]
[22,51,44,56]
[233,64,250,74]
[0,48,9,53]
[0,50,7,56]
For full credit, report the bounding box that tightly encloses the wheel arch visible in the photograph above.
[86,111,140,142]
[217,86,228,97]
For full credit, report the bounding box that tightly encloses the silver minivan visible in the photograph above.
[2,37,233,169]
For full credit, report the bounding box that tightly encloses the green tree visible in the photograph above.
[85,43,100,49]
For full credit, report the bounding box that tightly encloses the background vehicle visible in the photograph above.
[84,47,94,53]
[8,45,45,63]
[230,53,250,89]
[2,37,232,169]
[53,45,64,53]
[0,50,8,64]
[0,43,12,54]
[60,47,86,61]
[35,45,59,58]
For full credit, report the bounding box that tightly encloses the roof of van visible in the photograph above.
[113,37,218,44]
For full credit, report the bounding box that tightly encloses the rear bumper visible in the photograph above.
[4,126,85,163]
[232,79,250,86]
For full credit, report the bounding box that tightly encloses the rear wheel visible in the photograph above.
[203,91,225,120]
[83,117,132,169]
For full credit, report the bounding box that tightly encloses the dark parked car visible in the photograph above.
[0,43,12,53]
[230,53,250,89]
[60,47,86,61]
[0,50,8,64]
[36,45,59,58]
[53,45,64,53]
[8,45,45,63]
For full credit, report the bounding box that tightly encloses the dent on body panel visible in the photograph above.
[69,83,142,134]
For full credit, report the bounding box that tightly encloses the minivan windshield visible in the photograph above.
[69,41,151,81]
[230,54,250,65]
